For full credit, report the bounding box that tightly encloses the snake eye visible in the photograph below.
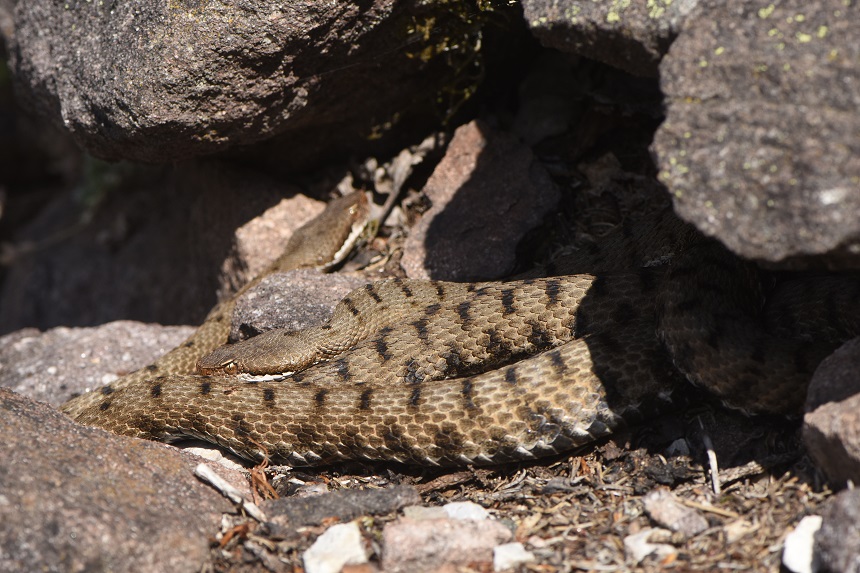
[223,362,238,375]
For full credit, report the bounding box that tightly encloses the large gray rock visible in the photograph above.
[8,1,486,165]
[0,321,194,406]
[653,0,860,264]
[227,269,369,342]
[0,387,245,573]
[815,488,860,573]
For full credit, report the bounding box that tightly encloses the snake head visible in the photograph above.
[196,328,322,376]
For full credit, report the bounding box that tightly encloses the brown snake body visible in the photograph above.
[61,193,860,466]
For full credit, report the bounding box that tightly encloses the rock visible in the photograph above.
[653,0,860,264]
[441,501,490,521]
[401,120,559,281]
[223,194,326,295]
[382,517,513,573]
[0,387,245,573]
[806,338,860,411]
[0,321,194,406]
[0,163,321,332]
[643,489,708,538]
[228,269,369,342]
[782,515,822,573]
[623,528,677,565]
[7,1,489,165]
[815,489,860,573]
[303,521,368,573]
[493,542,536,572]
[803,392,860,487]
[263,485,420,527]
[522,0,695,77]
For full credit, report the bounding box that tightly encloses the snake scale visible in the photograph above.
[61,192,860,466]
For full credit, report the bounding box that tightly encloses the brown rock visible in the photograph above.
[382,517,513,573]
[805,337,860,412]
[643,489,708,538]
[0,387,245,573]
[653,0,860,264]
[804,393,860,487]
[401,120,559,281]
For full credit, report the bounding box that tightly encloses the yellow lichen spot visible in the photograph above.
[673,189,683,198]
[828,49,839,61]
[818,26,829,38]
[783,63,791,71]
[606,11,620,24]
[758,4,775,18]
[704,200,714,209]
[769,164,778,173]
[714,46,725,56]
[795,14,805,22]
[699,59,709,67]
[789,178,798,185]
[755,64,769,72]
[796,32,812,43]
[766,199,775,207]
[683,131,692,139]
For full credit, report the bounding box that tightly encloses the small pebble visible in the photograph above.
[303,521,367,573]
[442,501,490,521]
[782,515,822,573]
[623,529,677,564]
[493,542,535,571]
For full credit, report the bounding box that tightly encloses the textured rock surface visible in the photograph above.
[805,337,860,411]
[0,321,193,406]
[382,517,513,573]
[400,120,559,281]
[228,269,369,342]
[264,485,420,527]
[0,164,320,333]
[815,488,860,573]
[653,0,860,264]
[803,338,860,486]
[522,0,694,77]
[804,393,860,487]
[7,1,481,166]
[0,387,244,573]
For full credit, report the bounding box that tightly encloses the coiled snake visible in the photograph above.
[61,192,860,466]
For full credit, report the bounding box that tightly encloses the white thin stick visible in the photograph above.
[700,424,721,496]
[194,463,267,522]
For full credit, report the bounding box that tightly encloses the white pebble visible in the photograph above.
[443,501,490,520]
[493,542,535,571]
[782,515,822,573]
[302,521,367,573]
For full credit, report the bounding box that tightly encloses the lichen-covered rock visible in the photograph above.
[522,0,695,77]
[653,0,860,264]
[8,1,489,165]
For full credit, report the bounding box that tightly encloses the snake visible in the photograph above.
[61,192,860,466]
